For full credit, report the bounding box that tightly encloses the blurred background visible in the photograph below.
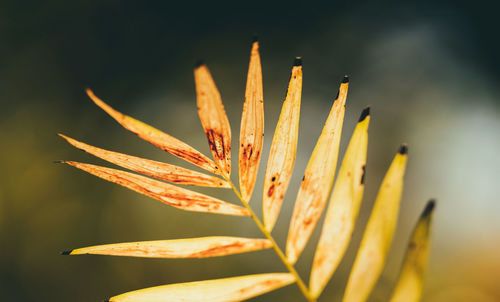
[1,0,499,301]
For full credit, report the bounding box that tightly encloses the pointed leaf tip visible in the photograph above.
[194,60,205,68]
[358,106,370,122]
[61,250,72,255]
[399,144,408,154]
[342,75,349,83]
[422,199,436,218]
[293,57,303,66]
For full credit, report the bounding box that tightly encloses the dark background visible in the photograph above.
[1,1,499,301]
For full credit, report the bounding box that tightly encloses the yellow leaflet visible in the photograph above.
[239,40,264,201]
[309,107,370,298]
[107,273,294,302]
[194,64,232,178]
[286,77,349,264]
[389,200,435,302]
[59,134,230,188]
[342,145,409,302]
[59,161,249,216]
[262,59,303,232]
[63,236,271,258]
[86,89,219,175]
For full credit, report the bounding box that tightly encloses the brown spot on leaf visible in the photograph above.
[188,242,245,258]
[303,217,313,226]
[206,129,227,161]
[267,184,275,197]
[242,143,254,160]
[167,147,212,168]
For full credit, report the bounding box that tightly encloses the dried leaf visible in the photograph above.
[58,134,230,188]
[194,63,232,178]
[63,236,272,258]
[86,89,219,174]
[262,59,303,232]
[239,40,264,201]
[389,200,435,302]
[59,161,249,216]
[342,145,409,302]
[106,273,295,302]
[309,107,370,298]
[286,77,349,264]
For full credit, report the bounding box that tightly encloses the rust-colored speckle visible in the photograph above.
[206,129,227,162]
[189,242,245,258]
[167,147,211,168]
[242,143,254,160]
[314,253,325,267]
[267,184,275,197]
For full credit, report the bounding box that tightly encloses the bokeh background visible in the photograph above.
[1,1,499,301]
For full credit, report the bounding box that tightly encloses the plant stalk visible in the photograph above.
[224,177,316,302]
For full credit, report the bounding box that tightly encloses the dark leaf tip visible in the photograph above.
[423,199,436,217]
[252,35,259,43]
[61,250,73,255]
[342,75,349,83]
[53,160,65,164]
[194,60,205,68]
[293,57,303,66]
[398,144,408,155]
[358,106,371,122]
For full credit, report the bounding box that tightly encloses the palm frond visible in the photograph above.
[60,39,435,302]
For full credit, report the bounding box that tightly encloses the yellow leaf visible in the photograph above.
[194,63,232,178]
[63,236,272,258]
[59,161,249,216]
[262,58,303,232]
[309,107,370,298]
[239,40,264,201]
[58,134,230,188]
[389,200,435,302]
[107,273,295,302]
[342,145,409,302]
[86,89,219,174]
[286,77,349,264]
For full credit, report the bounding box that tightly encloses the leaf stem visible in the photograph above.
[224,177,316,302]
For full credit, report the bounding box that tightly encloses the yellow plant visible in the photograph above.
[59,39,435,302]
